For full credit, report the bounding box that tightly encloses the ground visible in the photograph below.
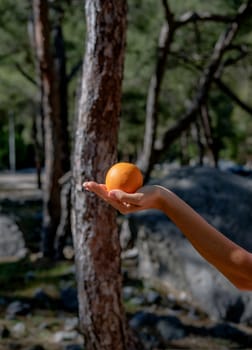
[1,170,252,350]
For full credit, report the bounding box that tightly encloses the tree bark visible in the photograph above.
[71,1,141,349]
[52,2,71,258]
[33,0,70,257]
[28,16,44,189]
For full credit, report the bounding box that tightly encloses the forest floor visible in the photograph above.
[0,170,252,350]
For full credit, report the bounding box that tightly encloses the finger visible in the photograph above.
[108,190,144,206]
[83,181,106,193]
[83,182,143,214]
[83,182,109,201]
[110,201,140,215]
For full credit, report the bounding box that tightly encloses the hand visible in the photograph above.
[83,181,160,214]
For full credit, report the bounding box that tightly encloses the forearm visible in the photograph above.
[155,186,252,290]
[83,180,252,290]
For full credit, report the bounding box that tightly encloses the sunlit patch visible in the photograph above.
[230,249,245,265]
[123,202,131,208]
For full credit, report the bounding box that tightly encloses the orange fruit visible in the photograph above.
[105,162,143,193]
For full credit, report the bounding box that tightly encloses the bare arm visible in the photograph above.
[83,182,252,290]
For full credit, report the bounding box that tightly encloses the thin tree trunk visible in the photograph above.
[52,3,71,258]
[194,118,204,165]
[28,16,44,189]
[8,112,16,172]
[179,131,190,165]
[33,0,69,257]
[137,0,175,180]
[200,103,219,167]
[32,108,43,188]
[71,1,141,349]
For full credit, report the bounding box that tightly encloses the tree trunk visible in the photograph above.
[71,1,141,349]
[28,15,44,189]
[52,3,71,258]
[200,103,219,167]
[8,112,16,172]
[137,1,175,180]
[31,107,43,189]
[55,171,72,259]
[32,0,69,257]
[194,118,204,165]
[179,131,190,165]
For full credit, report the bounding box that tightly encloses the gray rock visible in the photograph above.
[53,330,80,343]
[123,286,136,300]
[6,301,31,319]
[129,311,187,343]
[130,296,146,306]
[124,166,252,323]
[145,290,162,304]
[11,322,26,337]
[64,317,79,331]
[156,316,187,341]
[0,214,27,258]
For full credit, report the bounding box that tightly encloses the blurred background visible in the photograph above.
[1,0,252,349]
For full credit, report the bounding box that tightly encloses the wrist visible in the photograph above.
[152,185,174,212]
[151,185,167,211]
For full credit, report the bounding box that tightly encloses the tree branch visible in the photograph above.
[0,49,19,63]
[162,0,174,23]
[67,59,83,83]
[176,11,235,27]
[221,44,249,68]
[215,77,252,115]
[154,1,252,159]
[15,62,38,86]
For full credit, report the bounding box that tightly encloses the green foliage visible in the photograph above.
[120,0,252,164]
[61,0,86,121]
[0,258,73,296]
[209,89,235,156]
[119,0,163,160]
[0,0,252,168]
[0,0,36,169]
[0,0,85,169]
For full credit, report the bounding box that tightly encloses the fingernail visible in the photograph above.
[81,182,88,190]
